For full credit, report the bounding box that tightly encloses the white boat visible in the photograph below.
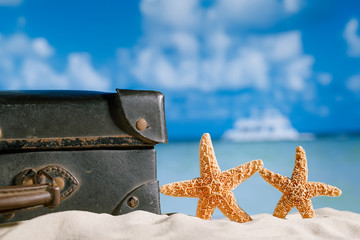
[222,109,314,142]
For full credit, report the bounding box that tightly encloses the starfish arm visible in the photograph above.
[220,160,263,190]
[295,198,315,218]
[160,178,203,198]
[199,133,221,180]
[273,194,295,219]
[307,182,342,198]
[217,192,252,223]
[196,196,217,220]
[291,146,308,182]
[258,167,291,194]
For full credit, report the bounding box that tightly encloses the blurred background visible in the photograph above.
[0,0,359,217]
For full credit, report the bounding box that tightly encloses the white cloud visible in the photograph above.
[131,36,274,91]
[154,58,179,87]
[0,34,53,59]
[126,30,312,94]
[256,32,302,61]
[20,59,68,89]
[32,38,54,58]
[0,33,110,91]
[206,0,305,29]
[284,56,314,91]
[283,0,304,14]
[317,72,332,86]
[343,18,360,57]
[121,0,314,96]
[140,0,304,31]
[0,0,21,6]
[140,0,200,30]
[207,31,231,55]
[346,74,360,93]
[211,0,282,27]
[67,53,110,90]
[225,48,269,90]
[170,32,198,56]
[1,34,30,56]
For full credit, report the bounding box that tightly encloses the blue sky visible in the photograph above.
[0,0,360,140]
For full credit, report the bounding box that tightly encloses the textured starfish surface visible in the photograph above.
[160,133,263,223]
[259,146,342,219]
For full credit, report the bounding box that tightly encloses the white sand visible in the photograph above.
[0,208,359,240]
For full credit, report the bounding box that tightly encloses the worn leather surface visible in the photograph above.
[0,89,165,222]
[0,89,167,145]
[0,149,160,223]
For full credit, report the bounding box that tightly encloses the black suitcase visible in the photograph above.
[0,89,167,222]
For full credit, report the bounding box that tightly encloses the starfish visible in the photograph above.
[160,133,263,223]
[259,146,342,219]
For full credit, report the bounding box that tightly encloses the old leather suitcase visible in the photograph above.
[0,89,167,222]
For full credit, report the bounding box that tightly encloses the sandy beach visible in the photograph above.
[0,208,358,239]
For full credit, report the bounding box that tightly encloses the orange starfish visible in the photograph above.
[160,133,263,223]
[259,146,342,219]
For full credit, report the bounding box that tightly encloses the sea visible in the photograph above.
[156,136,360,218]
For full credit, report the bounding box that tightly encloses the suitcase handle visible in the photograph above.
[0,183,60,215]
[0,165,78,218]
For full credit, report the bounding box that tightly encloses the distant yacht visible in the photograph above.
[222,109,314,142]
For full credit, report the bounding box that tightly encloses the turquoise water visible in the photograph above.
[157,136,360,218]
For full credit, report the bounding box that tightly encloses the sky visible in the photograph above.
[0,0,360,140]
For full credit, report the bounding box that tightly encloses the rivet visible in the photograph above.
[23,177,34,185]
[127,196,139,208]
[136,118,148,131]
[54,177,65,190]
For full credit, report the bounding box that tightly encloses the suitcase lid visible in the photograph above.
[0,89,167,151]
